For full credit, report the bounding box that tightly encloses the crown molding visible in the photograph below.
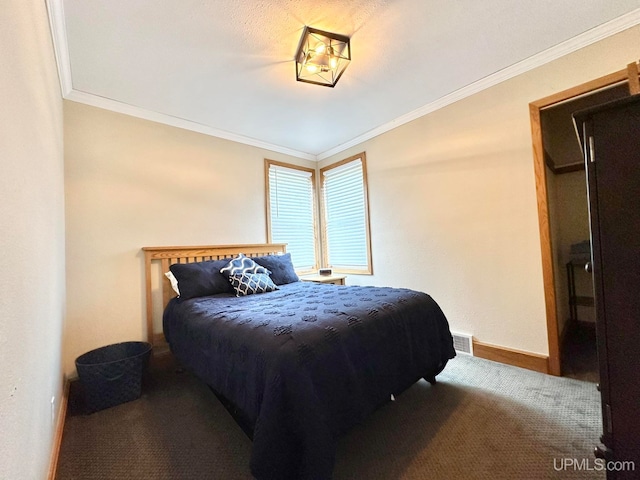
[65,90,317,161]
[316,7,640,160]
[45,0,316,161]
[46,0,72,97]
[46,0,640,162]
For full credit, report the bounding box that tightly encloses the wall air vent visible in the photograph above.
[451,332,473,355]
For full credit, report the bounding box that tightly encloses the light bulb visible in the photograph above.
[314,42,326,55]
[306,64,319,73]
[329,57,338,69]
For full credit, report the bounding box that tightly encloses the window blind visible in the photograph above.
[268,164,317,270]
[322,158,369,271]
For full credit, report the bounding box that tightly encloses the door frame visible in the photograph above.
[529,65,637,376]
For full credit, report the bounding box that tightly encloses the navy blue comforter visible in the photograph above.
[163,281,455,479]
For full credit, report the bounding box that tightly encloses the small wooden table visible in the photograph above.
[300,274,346,286]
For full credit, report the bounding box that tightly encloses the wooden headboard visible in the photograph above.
[142,244,287,349]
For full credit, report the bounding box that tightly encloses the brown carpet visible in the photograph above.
[56,355,604,479]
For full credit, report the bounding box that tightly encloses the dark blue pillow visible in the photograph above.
[253,253,299,285]
[169,259,231,300]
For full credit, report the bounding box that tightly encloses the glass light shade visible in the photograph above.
[295,26,351,87]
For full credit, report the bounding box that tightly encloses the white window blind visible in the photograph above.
[322,158,370,272]
[268,164,317,270]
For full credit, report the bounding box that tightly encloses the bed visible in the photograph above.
[143,244,456,479]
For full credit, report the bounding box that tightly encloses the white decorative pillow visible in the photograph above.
[228,273,278,297]
[165,271,180,296]
[220,253,270,278]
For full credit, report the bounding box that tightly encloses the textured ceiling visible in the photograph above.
[59,0,640,158]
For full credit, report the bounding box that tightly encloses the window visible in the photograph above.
[320,153,372,274]
[264,153,372,275]
[265,160,318,271]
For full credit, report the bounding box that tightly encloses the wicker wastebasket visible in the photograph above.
[75,341,152,413]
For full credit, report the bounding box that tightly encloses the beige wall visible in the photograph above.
[320,25,640,355]
[552,171,595,327]
[63,101,315,374]
[546,169,594,337]
[0,1,65,478]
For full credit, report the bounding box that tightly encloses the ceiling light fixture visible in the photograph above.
[295,26,351,88]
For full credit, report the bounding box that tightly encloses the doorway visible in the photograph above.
[541,84,628,381]
[529,63,639,376]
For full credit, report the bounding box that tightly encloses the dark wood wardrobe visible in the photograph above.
[573,95,640,479]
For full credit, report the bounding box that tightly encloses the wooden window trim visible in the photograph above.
[264,159,320,274]
[319,152,373,275]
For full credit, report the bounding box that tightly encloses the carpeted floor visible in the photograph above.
[56,355,604,479]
